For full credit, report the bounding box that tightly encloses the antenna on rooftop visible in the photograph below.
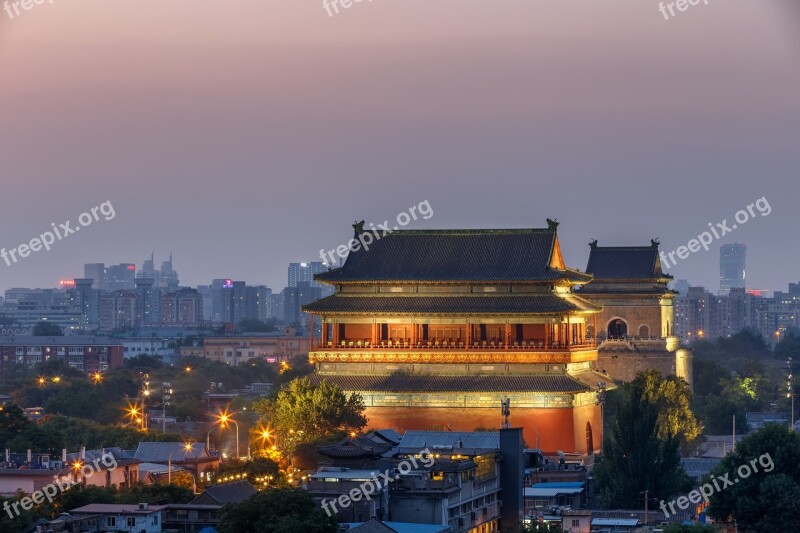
[501,397,510,429]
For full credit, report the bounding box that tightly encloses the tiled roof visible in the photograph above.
[70,504,167,514]
[395,430,500,450]
[316,228,591,284]
[310,374,590,393]
[304,294,599,315]
[192,480,256,504]
[584,242,670,280]
[318,436,394,458]
[134,442,211,463]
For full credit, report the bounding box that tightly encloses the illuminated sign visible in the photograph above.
[223,279,234,288]
[127,265,136,271]
[59,280,76,287]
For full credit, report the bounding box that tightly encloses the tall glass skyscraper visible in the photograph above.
[719,243,747,295]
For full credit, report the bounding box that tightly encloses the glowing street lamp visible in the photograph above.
[92,372,103,384]
[51,376,61,384]
[37,377,46,386]
[168,443,195,485]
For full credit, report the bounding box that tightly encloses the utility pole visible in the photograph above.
[162,382,172,434]
[788,357,795,430]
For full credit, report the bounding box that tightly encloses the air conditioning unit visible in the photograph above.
[137,503,148,511]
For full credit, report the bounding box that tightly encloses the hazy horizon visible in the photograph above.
[2,1,799,295]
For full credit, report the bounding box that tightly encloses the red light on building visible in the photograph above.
[59,280,76,287]
[127,265,136,271]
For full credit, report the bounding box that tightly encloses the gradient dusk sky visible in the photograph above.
[1,1,798,294]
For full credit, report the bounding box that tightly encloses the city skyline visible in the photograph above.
[1,1,799,295]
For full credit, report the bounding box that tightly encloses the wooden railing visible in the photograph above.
[313,339,597,351]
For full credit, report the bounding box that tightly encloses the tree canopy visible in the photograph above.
[253,377,366,453]
[706,424,800,531]
[219,488,338,533]
[594,372,693,508]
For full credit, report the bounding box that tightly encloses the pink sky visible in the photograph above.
[1,1,798,292]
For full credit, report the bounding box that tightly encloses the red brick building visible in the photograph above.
[0,336,124,374]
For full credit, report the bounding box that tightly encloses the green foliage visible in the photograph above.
[255,378,366,453]
[706,424,800,531]
[31,321,63,336]
[775,328,800,360]
[0,404,29,435]
[214,457,282,484]
[124,354,164,370]
[115,482,194,504]
[594,372,693,508]
[219,488,338,533]
[0,492,46,532]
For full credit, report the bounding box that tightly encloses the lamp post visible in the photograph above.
[596,382,608,453]
[219,414,240,460]
[788,357,795,430]
[168,443,194,485]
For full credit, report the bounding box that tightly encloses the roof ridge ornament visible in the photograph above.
[589,239,598,249]
[651,238,660,248]
[352,220,366,235]
[546,218,559,231]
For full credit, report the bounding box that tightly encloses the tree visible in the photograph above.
[0,404,31,446]
[663,524,719,532]
[255,378,366,451]
[124,354,163,370]
[219,488,338,533]
[706,424,800,531]
[637,371,703,449]
[775,328,800,359]
[31,321,63,336]
[594,373,693,508]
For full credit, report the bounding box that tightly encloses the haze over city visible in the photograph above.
[2,0,799,294]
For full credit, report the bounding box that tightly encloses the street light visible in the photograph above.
[168,443,195,485]
[219,414,241,460]
[91,372,102,384]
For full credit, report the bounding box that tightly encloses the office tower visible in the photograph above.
[84,263,105,290]
[160,254,179,289]
[245,285,272,322]
[105,264,136,291]
[160,288,204,324]
[288,262,334,297]
[719,243,747,295]
[282,281,321,327]
[135,277,160,324]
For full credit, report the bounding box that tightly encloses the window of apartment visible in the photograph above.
[572,519,580,527]
[126,516,136,527]
[106,517,116,527]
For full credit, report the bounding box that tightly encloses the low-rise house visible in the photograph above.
[191,480,256,505]
[134,442,219,484]
[523,482,585,516]
[162,503,223,532]
[68,503,166,533]
[306,467,389,523]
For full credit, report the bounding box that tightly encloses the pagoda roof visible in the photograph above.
[317,435,396,458]
[303,293,600,316]
[584,240,672,280]
[310,373,591,393]
[316,227,592,285]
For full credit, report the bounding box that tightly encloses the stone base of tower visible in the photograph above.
[363,404,602,455]
[597,337,693,390]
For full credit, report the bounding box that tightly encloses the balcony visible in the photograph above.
[314,339,597,352]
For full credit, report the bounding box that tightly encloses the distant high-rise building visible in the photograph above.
[244,285,273,322]
[672,279,690,296]
[719,243,746,296]
[282,281,321,327]
[105,264,136,291]
[134,277,160,324]
[137,253,179,289]
[288,262,334,297]
[160,288,204,324]
[84,263,105,290]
